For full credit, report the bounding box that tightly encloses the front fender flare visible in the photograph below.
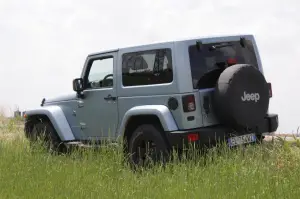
[25,106,75,141]
[118,105,178,137]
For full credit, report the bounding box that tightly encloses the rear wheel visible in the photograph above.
[29,120,66,154]
[127,124,169,169]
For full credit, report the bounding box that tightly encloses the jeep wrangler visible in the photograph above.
[24,34,278,166]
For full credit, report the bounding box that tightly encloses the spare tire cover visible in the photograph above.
[213,64,269,130]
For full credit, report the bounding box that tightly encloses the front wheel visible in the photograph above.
[29,120,67,154]
[128,124,169,169]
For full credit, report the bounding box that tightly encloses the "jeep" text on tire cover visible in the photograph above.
[241,91,260,102]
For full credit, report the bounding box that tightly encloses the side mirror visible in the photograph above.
[73,78,84,93]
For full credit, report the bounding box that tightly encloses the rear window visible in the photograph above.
[188,39,258,89]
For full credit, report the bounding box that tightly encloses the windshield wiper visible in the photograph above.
[209,43,234,51]
[196,37,246,52]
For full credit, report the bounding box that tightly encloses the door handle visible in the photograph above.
[104,94,117,101]
[78,101,84,108]
[80,122,86,130]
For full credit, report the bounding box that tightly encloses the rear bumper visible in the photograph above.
[165,113,279,149]
[260,113,279,134]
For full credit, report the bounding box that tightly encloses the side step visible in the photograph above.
[64,141,119,149]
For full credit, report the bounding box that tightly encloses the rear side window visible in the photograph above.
[188,39,258,89]
[122,48,173,86]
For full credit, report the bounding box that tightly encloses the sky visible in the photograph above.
[0,0,299,133]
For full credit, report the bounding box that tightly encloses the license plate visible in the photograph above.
[228,133,256,147]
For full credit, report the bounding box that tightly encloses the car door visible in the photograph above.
[76,51,118,140]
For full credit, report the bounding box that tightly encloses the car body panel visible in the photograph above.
[45,93,77,104]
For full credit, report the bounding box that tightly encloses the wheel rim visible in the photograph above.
[132,136,159,166]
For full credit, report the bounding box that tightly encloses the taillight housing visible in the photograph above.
[227,58,237,66]
[267,82,272,98]
[182,94,196,112]
[188,133,199,142]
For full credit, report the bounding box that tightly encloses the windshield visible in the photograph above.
[188,39,258,89]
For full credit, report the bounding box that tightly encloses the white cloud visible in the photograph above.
[0,0,299,133]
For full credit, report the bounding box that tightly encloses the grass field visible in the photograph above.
[1,117,300,199]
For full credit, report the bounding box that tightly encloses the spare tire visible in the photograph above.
[213,64,269,131]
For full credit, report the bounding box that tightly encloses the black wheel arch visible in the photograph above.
[25,114,67,153]
[24,114,58,139]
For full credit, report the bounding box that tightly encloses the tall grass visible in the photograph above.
[1,119,300,198]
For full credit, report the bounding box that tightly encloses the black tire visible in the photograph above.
[213,64,270,132]
[127,124,169,169]
[30,120,66,154]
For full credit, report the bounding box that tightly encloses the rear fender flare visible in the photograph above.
[118,105,178,138]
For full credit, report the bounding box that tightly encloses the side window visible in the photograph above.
[122,48,173,86]
[85,57,114,89]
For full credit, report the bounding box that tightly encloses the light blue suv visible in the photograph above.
[24,35,278,166]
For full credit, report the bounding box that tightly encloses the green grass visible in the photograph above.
[1,119,300,199]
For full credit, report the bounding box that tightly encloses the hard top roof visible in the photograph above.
[88,34,254,57]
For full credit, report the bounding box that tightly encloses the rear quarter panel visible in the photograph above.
[116,40,204,133]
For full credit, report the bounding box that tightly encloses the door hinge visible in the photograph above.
[203,96,210,115]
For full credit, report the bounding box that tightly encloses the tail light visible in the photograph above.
[182,94,196,112]
[188,133,199,142]
[267,82,272,98]
[227,58,237,66]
